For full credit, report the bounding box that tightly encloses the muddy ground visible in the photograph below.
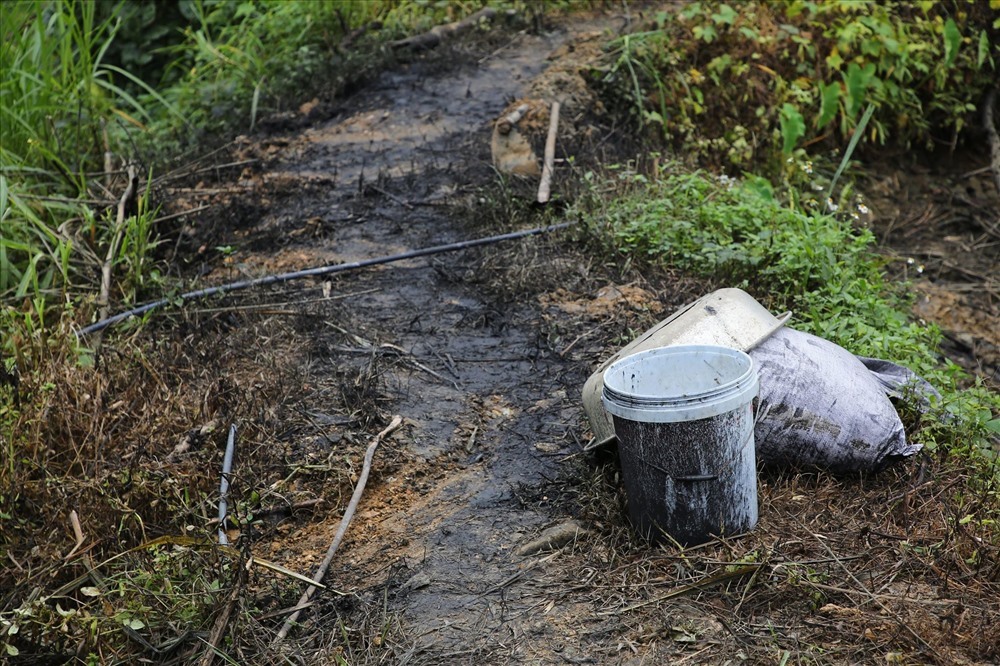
[38,9,998,666]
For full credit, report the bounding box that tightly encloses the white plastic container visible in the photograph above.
[602,345,759,546]
[583,288,788,448]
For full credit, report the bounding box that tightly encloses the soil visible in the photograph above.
[863,149,1000,381]
[39,9,998,666]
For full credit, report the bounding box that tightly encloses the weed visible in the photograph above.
[0,1,176,336]
[599,0,998,171]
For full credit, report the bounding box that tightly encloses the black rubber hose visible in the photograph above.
[76,221,575,338]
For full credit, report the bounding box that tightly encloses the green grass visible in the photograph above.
[0,0,473,355]
[580,165,1000,460]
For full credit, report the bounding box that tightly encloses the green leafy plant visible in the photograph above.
[599,0,998,170]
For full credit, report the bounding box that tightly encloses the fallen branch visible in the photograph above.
[273,415,403,643]
[984,87,1000,197]
[391,7,496,51]
[77,222,575,337]
[537,101,561,204]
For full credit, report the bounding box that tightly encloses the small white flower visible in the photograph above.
[907,257,915,265]
[716,174,736,189]
[857,203,870,215]
[825,197,838,212]
[916,265,925,274]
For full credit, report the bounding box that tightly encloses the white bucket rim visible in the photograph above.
[602,345,758,423]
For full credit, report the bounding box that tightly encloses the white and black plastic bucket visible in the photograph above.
[602,345,759,546]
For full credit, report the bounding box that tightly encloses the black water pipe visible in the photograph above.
[77,222,576,338]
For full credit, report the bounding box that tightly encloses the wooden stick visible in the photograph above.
[273,415,403,643]
[537,101,560,204]
[95,164,139,352]
[63,510,85,561]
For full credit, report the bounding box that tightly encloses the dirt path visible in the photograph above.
[186,16,635,664]
[152,12,1000,666]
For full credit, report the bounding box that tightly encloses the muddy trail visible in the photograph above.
[170,15,654,664]
[121,11,1000,666]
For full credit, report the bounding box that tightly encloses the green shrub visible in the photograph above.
[600,0,998,171]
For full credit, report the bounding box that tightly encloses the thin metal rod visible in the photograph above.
[217,425,236,545]
[76,222,575,338]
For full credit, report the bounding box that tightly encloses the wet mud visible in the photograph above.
[177,17,636,663]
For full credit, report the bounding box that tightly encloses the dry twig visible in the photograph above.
[273,415,403,643]
[97,164,139,327]
[63,510,85,561]
[391,7,496,51]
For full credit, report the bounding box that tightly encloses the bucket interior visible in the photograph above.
[602,345,757,423]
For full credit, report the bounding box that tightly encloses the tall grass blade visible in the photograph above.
[826,103,876,201]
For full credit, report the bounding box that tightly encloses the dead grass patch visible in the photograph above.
[1,291,408,662]
[550,450,1000,665]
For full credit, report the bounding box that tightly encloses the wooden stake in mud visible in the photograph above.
[537,101,560,204]
[273,415,403,643]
